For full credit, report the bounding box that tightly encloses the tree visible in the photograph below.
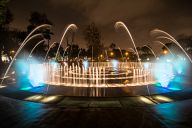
[27,11,53,49]
[0,0,13,26]
[83,23,103,60]
[48,43,64,60]
[177,35,192,53]
[109,43,116,50]
[0,0,16,69]
[67,44,80,59]
[1,29,26,59]
[140,45,154,61]
[141,45,152,55]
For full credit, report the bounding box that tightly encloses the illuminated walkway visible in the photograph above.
[0,86,192,128]
[0,84,192,106]
[0,78,192,128]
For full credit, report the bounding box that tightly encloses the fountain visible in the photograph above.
[154,41,174,56]
[143,45,157,58]
[55,24,77,59]
[115,21,142,66]
[118,46,125,61]
[28,39,46,59]
[1,22,188,97]
[151,29,192,64]
[0,24,51,86]
[44,42,57,61]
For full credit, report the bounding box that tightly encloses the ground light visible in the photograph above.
[139,96,154,105]
[41,96,58,103]
[25,95,44,101]
[153,95,173,102]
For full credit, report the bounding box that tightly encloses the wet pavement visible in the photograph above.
[0,85,192,127]
[0,95,164,128]
[151,99,192,128]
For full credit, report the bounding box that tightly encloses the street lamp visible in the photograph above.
[10,50,15,54]
[163,50,168,54]
[99,54,103,60]
[110,51,114,56]
[125,52,129,56]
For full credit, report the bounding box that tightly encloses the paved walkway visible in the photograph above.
[0,85,192,128]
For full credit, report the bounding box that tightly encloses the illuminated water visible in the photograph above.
[1,22,191,97]
[29,61,156,87]
[115,21,142,65]
[55,24,77,59]
[151,29,192,64]
[28,39,45,59]
[143,45,157,58]
[0,24,51,86]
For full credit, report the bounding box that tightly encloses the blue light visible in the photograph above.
[172,55,188,75]
[154,103,179,124]
[20,87,32,91]
[154,62,174,88]
[154,54,190,89]
[111,59,119,70]
[28,59,46,87]
[15,58,31,89]
[83,60,89,71]
[166,59,171,63]
[16,59,29,75]
[144,62,150,69]
[49,60,59,71]
[168,87,181,91]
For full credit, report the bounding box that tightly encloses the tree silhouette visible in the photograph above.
[83,23,103,60]
[0,0,13,26]
[0,0,15,67]
[27,11,53,48]
[109,43,116,50]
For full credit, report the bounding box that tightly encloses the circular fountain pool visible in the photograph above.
[26,61,162,97]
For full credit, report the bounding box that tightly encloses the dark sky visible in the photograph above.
[8,0,192,52]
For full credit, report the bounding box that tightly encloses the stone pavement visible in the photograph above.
[0,85,192,128]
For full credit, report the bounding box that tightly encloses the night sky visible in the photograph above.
[8,0,192,52]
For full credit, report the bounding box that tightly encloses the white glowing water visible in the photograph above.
[143,45,157,58]
[55,24,77,59]
[44,42,56,61]
[31,61,156,87]
[28,39,45,59]
[118,47,125,61]
[151,29,192,64]
[1,24,51,86]
[62,46,70,59]
[115,21,141,66]
[154,41,174,56]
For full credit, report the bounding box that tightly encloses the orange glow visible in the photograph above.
[110,52,114,56]
[163,50,168,54]
[125,52,129,56]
